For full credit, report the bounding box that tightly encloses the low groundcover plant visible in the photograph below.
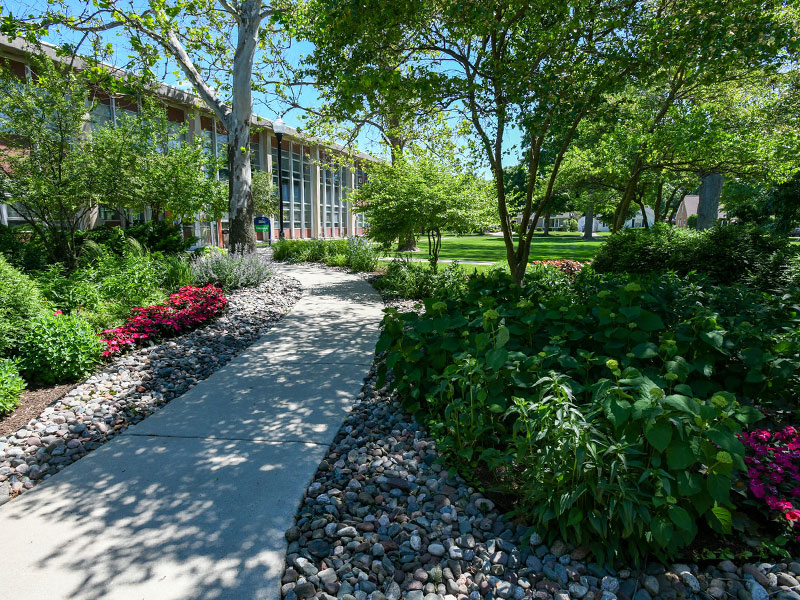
[100,285,228,356]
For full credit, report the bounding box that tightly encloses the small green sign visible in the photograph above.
[254,217,270,234]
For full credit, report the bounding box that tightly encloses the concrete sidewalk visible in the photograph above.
[0,265,383,600]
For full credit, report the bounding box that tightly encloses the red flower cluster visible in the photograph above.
[99,285,228,356]
[531,259,587,277]
[739,426,800,536]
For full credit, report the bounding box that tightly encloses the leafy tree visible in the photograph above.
[10,0,292,251]
[0,56,94,268]
[91,105,226,223]
[251,169,279,217]
[303,0,794,284]
[350,155,496,270]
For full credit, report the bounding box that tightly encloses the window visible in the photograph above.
[303,153,312,231]
[250,136,261,171]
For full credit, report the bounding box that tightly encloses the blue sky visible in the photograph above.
[8,0,522,174]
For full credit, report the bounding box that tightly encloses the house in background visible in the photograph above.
[675,195,699,228]
[675,194,728,228]
[578,207,655,233]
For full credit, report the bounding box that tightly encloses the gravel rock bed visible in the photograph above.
[0,274,302,503]
[280,365,800,600]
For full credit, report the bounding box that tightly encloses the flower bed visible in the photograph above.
[740,426,800,539]
[99,285,228,356]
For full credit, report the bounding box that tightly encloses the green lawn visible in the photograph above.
[393,232,608,263]
[378,259,498,274]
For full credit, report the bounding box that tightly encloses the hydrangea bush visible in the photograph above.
[100,285,228,356]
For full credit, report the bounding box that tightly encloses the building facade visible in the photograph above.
[0,36,372,247]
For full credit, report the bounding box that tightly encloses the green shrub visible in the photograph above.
[35,249,170,331]
[378,269,790,562]
[0,224,48,272]
[375,260,473,299]
[273,237,378,271]
[566,217,579,232]
[327,253,349,267]
[0,254,51,356]
[592,222,796,288]
[0,358,26,415]
[19,312,104,384]
[190,249,272,290]
[83,221,195,255]
[345,236,379,272]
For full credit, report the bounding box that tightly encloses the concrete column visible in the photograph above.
[1,203,8,227]
[299,145,305,238]
[348,168,356,234]
[312,146,321,238]
[289,140,295,239]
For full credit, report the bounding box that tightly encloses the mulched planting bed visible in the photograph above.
[0,274,302,503]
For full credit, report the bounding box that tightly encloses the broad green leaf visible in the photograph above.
[486,347,508,370]
[645,422,673,453]
[632,342,659,359]
[707,473,730,504]
[668,505,694,532]
[667,441,696,470]
[700,330,724,349]
[638,311,665,332]
[495,325,510,348]
[708,506,733,534]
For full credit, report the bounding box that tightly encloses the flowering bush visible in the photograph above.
[530,259,587,277]
[740,427,800,538]
[100,285,228,356]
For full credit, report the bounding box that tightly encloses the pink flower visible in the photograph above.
[786,510,800,522]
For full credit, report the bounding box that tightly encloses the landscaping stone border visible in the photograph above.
[280,364,800,600]
[0,274,303,502]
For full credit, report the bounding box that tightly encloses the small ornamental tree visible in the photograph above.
[350,156,496,270]
[0,56,94,268]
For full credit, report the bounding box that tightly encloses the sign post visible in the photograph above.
[254,217,271,245]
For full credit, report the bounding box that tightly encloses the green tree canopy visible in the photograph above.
[350,155,496,269]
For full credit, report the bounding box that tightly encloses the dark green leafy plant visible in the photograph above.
[592,222,797,289]
[19,312,104,385]
[378,268,790,562]
[0,254,51,357]
[374,260,472,300]
[0,358,26,415]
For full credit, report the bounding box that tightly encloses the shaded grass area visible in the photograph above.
[387,232,607,263]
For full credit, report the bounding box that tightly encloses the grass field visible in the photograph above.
[393,232,608,263]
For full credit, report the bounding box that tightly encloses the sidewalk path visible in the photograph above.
[0,265,383,600]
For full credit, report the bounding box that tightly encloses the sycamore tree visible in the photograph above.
[5,0,294,251]
[303,0,795,284]
[350,155,496,270]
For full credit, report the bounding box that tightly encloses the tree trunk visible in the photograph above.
[542,211,551,236]
[79,203,99,230]
[227,126,255,251]
[397,233,417,252]
[697,172,724,230]
[583,203,594,240]
[636,196,649,230]
[224,2,260,251]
